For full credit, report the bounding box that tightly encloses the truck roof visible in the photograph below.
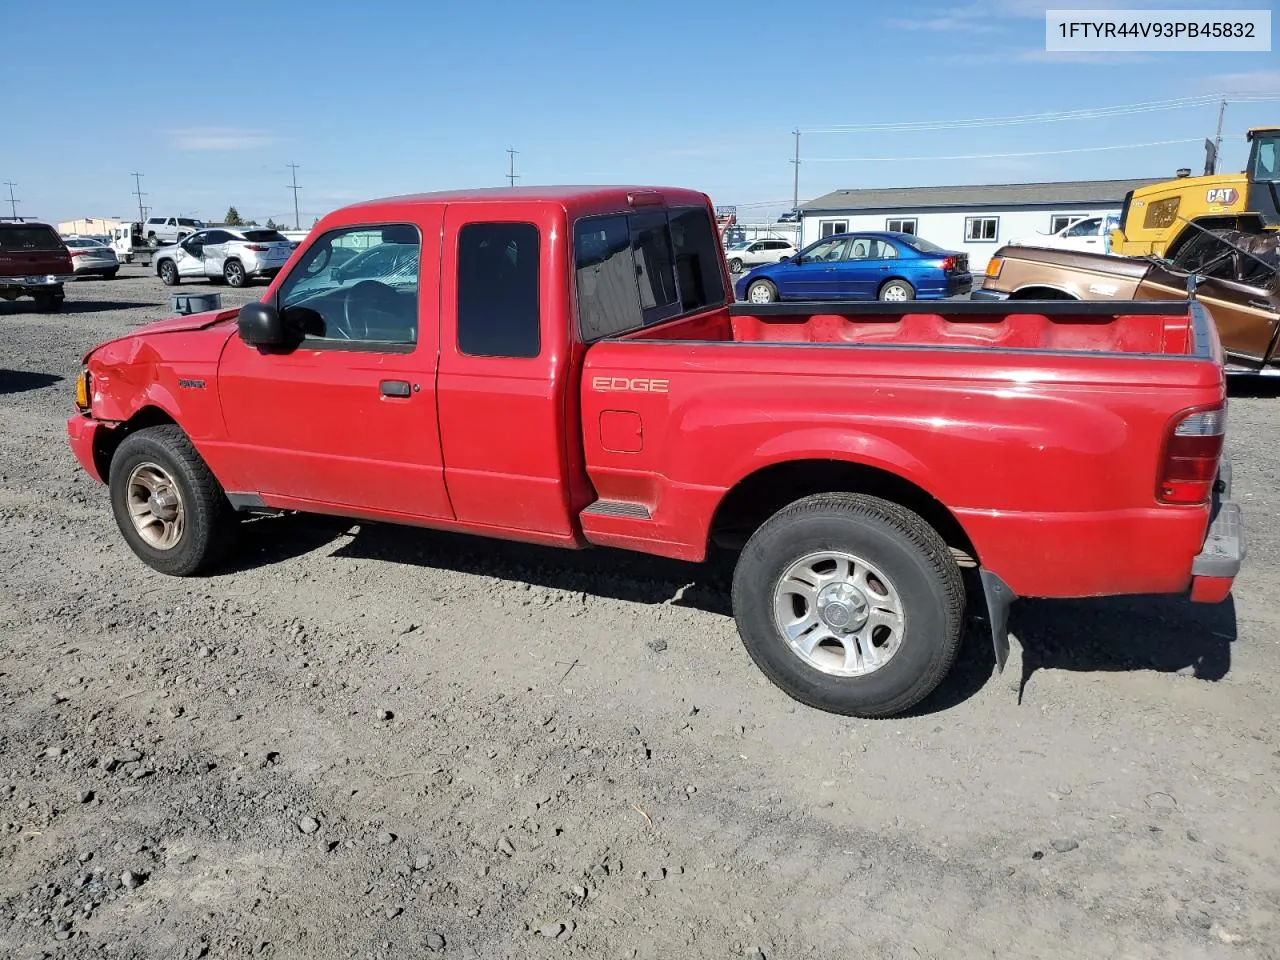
[342,185,712,214]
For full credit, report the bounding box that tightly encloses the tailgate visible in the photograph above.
[0,226,72,275]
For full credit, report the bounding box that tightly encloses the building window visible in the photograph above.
[964,216,999,242]
[885,218,917,235]
[819,220,848,238]
[1049,215,1083,233]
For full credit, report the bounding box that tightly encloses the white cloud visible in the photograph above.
[1194,70,1280,95]
[169,128,278,151]
[886,15,998,33]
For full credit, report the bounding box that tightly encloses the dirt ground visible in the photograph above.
[2,266,1279,960]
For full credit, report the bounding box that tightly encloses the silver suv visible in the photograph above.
[153,227,295,288]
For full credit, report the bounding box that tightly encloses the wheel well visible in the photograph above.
[708,459,977,562]
[877,276,913,294]
[1009,286,1077,300]
[94,406,179,480]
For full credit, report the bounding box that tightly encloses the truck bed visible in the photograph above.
[581,298,1226,600]
[622,299,1208,360]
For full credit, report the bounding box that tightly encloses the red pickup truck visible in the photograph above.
[66,186,1244,718]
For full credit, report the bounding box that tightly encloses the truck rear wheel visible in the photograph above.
[108,425,237,576]
[731,493,964,718]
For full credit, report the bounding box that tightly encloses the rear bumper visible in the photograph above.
[969,287,1009,301]
[1189,460,1245,603]
[66,413,110,484]
[2,273,75,289]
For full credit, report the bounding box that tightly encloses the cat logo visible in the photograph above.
[1205,187,1239,206]
[591,376,670,393]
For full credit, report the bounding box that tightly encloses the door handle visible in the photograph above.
[879,265,890,271]
[380,379,411,398]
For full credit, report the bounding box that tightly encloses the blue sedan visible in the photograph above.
[733,231,973,303]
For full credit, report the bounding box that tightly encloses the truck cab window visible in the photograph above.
[276,223,421,346]
[457,222,541,358]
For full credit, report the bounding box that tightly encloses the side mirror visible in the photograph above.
[791,254,802,265]
[238,301,286,346]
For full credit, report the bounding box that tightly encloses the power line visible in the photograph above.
[286,162,301,231]
[805,135,1251,163]
[130,173,146,224]
[801,94,1279,135]
[3,181,17,218]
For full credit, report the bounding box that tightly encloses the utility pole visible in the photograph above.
[286,162,301,230]
[1211,98,1227,175]
[130,172,146,224]
[790,129,801,214]
[506,147,519,187]
[2,181,18,218]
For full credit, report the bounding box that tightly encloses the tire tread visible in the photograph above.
[731,492,964,718]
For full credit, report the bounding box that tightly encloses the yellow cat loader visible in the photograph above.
[1109,127,1279,258]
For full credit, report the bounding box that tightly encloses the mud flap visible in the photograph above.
[979,569,1016,673]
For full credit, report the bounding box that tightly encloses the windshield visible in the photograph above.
[1250,132,1279,181]
[902,236,946,254]
[281,229,420,306]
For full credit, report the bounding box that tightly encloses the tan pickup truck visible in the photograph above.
[973,229,1280,371]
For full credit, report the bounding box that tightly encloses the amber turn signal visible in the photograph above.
[985,257,1003,279]
[74,370,91,410]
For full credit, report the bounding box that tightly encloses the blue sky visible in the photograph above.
[3,0,1277,225]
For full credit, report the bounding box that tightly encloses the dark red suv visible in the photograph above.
[0,219,75,312]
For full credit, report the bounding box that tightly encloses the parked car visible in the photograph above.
[64,237,120,278]
[1006,215,1120,253]
[973,228,1279,371]
[153,227,296,288]
[0,220,74,312]
[725,238,797,273]
[67,186,1242,719]
[736,231,972,303]
[144,216,206,246]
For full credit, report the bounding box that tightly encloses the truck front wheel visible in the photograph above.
[731,493,965,718]
[108,425,237,576]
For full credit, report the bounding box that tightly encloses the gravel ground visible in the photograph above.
[3,266,1279,960]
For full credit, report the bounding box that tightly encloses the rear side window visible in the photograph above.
[573,206,725,342]
[457,222,541,358]
[0,226,63,250]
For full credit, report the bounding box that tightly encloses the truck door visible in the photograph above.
[215,214,454,520]
[435,203,579,541]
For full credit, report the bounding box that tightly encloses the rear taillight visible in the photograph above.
[1158,404,1226,504]
[244,244,270,252]
[941,256,956,271]
[70,250,88,257]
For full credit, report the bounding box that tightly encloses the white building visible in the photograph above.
[798,178,1162,272]
[57,217,128,236]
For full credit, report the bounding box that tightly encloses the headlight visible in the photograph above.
[74,369,91,411]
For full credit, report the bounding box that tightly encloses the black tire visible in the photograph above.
[158,259,179,286]
[103,269,119,279]
[729,257,743,274]
[731,493,965,718]
[224,260,247,287]
[33,289,63,313]
[746,279,778,304]
[878,278,915,302]
[108,425,238,576]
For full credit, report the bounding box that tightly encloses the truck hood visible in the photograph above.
[81,307,238,363]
